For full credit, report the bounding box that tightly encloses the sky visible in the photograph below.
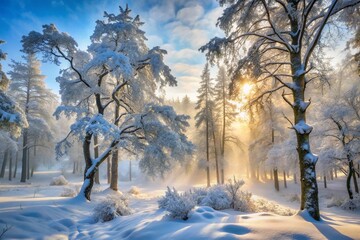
[0,0,224,101]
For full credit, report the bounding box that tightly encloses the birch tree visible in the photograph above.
[201,0,360,220]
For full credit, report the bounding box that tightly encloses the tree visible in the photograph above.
[0,40,27,137]
[8,54,56,182]
[195,63,216,186]
[22,5,193,200]
[201,0,360,220]
[213,66,238,183]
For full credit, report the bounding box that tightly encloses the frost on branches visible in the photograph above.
[21,5,193,200]
[0,40,27,137]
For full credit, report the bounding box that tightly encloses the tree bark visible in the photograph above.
[26,147,30,180]
[8,151,12,181]
[274,168,279,191]
[206,108,210,187]
[110,149,119,190]
[294,173,297,184]
[13,151,18,178]
[283,170,287,188]
[210,115,220,184]
[94,135,100,184]
[347,159,354,199]
[107,157,111,184]
[323,174,327,189]
[20,129,28,182]
[0,149,8,178]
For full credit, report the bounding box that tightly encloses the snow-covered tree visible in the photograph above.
[22,5,193,200]
[213,66,239,183]
[0,40,27,137]
[200,0,360,220]
[195,63,216,186]
[8,54,57,182]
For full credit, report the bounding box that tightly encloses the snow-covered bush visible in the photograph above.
[93,195,132,222]
[200,185,231,210]
[341,195,360,210]
[189,187,208,204]
[50,175,68,186]
[60,187,78,197]
[128,186,141,195]
[253,199,295,216]
[327,195,346,208]
[158,187,195,220]
[225,177,245,208]
[233,191,255,212]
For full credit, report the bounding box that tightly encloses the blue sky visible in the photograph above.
[0,0,223,100]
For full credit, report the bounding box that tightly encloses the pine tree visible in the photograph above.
[195,63,216,186]
[8,54,56,182]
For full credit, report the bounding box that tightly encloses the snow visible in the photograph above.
[0,170,359,239]
[293,120,313,134]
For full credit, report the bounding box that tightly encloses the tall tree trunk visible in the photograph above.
[330,169,334,180]
[26,147,30,180]
[294,173,297,184]
[274,168,279,191]
[13,151,18,178]
[21,129,28,182]
[107,157,111,184]
[110,149,118,190]
[0,149,8,178]
[270,169,273,180]
[8,151,12,181]
[94,135,100,184]
[206,114,210,187]
[323,174,327,189]
[221,77,226,184]
[347,159,354,199]
[210,116,220,184]
[82,133,94,200]
[283,170,287,188]
[352,166,359,194]
[334,168,338,178]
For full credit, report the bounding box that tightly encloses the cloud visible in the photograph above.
[165,76,201,100]
[176,4,204,25]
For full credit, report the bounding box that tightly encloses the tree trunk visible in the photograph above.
[94,135,100,184]
[357,163,360,178]
[283,170,287,188]
[0,149,8,178]
[107,157,111,184]
[21,129,28,182]
[274,168,279,191]
[26,147,30,180]
[8,151,12,181]
[330,169,334,180]
[210,117,220,184]
[323,174,327,189]
[73,161,76,174]
[13,151,18,178]
[352,166,359,194]
[110,149,119,190]
[270,169,273,180]
[206,115,210,187]
[82,133,94,200]
[294,173,297,184]
[347,159,354,199]
[257,167,260,181]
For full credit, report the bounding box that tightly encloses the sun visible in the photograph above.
[242,83,252,96]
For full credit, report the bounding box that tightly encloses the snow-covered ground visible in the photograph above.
[0,170,359,240]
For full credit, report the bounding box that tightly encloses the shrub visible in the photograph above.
[60,187,78,197]
[341,195,360,210]
[327,195,346,208]
[225,177,245,209]
[93,194,132,222]
[158,187,195,220]
[200,185,231,210]
[189,187,208,204]
[233,191,255,212]
[253,198,295,216]
[50,175,68,186]
[128,186,141,195]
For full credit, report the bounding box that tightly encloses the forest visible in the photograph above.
[0,0,359,239]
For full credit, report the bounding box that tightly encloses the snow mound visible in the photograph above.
[50,175,68,186]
